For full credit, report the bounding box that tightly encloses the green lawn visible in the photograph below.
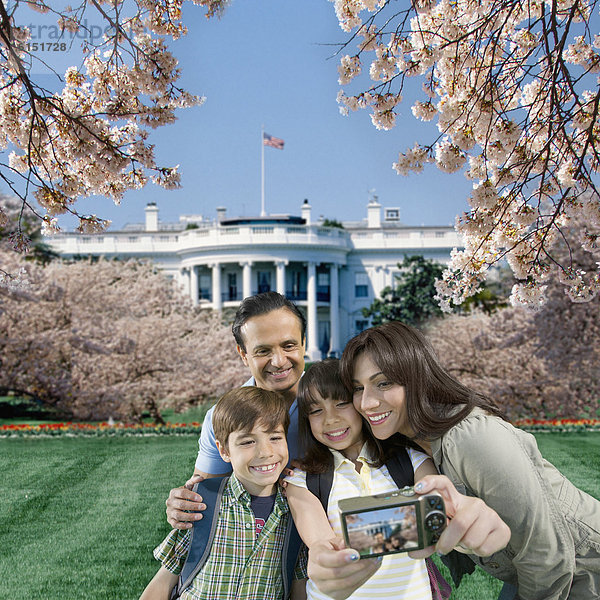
[0,432,598,600]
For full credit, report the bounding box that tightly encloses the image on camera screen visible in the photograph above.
[344,504,419,557]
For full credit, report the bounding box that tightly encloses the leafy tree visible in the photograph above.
[333,0,600,307]
[0,250,245,422]
[321,218,345,229]
[362,255,444,327]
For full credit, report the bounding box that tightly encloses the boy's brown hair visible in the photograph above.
[213,386,290,448]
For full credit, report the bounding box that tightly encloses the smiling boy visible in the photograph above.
[166,292,307,529]
[140,387,306,600]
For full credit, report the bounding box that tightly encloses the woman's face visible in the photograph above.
[351,352,411,439]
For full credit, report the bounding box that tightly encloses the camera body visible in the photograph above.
[338,485,446,558]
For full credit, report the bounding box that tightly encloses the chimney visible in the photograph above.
[301,199,312,225]
[367,196,381,228]
[216,207,226,224]
[145,202,159,232]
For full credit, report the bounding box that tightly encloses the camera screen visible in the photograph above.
[344,503,419,557]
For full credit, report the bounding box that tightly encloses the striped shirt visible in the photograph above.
[285,444,433,600]
[154,474,307,599]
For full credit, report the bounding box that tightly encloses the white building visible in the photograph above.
[47,197,463,360]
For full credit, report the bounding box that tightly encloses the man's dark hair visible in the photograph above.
[232,292,306,352]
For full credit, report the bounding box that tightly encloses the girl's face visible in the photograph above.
[307,391,365,461]
[351,352,411,440]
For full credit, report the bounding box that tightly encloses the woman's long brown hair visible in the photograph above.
[340,321,505,441]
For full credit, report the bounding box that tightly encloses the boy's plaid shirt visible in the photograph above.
[154,474,307,599]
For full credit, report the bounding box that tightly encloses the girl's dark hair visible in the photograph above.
[296,358,390,473]
[340,321,506,441]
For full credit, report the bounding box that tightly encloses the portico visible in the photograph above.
[181,258,342,360]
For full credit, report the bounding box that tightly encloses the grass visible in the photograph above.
[1,431,598,599]
[0,436,196,600]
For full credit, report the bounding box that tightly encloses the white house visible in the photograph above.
[46,197,463,360]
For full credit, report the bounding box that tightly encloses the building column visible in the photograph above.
[306,261,319,360]
[242,261,253,299]
[276,260,287,295]
[211,263,222,311]
[328,263,340,357]
[179,268,190,299]
[190,265,198,307]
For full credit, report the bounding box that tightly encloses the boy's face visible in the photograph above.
[216,422,289,497]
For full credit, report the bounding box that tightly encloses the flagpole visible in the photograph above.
[261,125,266,216]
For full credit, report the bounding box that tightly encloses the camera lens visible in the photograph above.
[425,511,446,531]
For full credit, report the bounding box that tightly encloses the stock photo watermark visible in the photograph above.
[6,2,119,75]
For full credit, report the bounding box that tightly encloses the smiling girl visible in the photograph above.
[284,359,444,600]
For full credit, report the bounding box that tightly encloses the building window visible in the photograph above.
[355,320,369,333]
[355,273,369,298]
[317,270,330,302]
[384,208,400,221]
[288,270,306,300]
[199,274,211,300]
[227,273,238,301]
[257,271,271,293]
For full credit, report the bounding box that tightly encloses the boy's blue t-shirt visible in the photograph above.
[195,377,300,474]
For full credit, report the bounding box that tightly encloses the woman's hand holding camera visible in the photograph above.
[410,475,511,558]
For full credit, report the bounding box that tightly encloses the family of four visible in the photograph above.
[140,292,600,600]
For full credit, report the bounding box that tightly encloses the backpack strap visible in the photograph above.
[172,476,303,600]
[171,476,229,599]
[385,448,415,488]
[306,449,414,511]
[281,517,303,599]
[306,469,334,512]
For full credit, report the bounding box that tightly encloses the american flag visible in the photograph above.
[263,133,285,150]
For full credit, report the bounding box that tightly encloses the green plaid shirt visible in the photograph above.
[154,474,307,600]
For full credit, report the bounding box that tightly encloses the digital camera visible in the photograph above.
[338,485,446,558]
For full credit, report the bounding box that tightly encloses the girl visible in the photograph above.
[341,321,600,600]
[285,359,447,600]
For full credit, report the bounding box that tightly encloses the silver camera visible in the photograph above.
[338,485,446,558]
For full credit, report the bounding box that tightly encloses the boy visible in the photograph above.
[140,387,307,600]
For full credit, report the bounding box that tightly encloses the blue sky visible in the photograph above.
[13,0,473,230]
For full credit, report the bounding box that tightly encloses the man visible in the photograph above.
[165,291,306,529]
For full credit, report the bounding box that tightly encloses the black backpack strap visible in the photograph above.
[440,550,476,587]
[281,518,303,599]
[171,476,229,599]
[385,448,415,488]
[306,469,334,512]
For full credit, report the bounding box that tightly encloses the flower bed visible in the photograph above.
[1,417,600,438]
[0,421,202,438]
[514,418,600,433]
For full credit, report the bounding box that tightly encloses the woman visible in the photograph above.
[336,321,600,600]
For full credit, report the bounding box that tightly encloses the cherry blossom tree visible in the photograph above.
[331,0,600,308]
[0,0,227,251]
[426,216,600,419]
[0,250,245,421]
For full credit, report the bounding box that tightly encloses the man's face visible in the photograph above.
[236,308,305,401]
